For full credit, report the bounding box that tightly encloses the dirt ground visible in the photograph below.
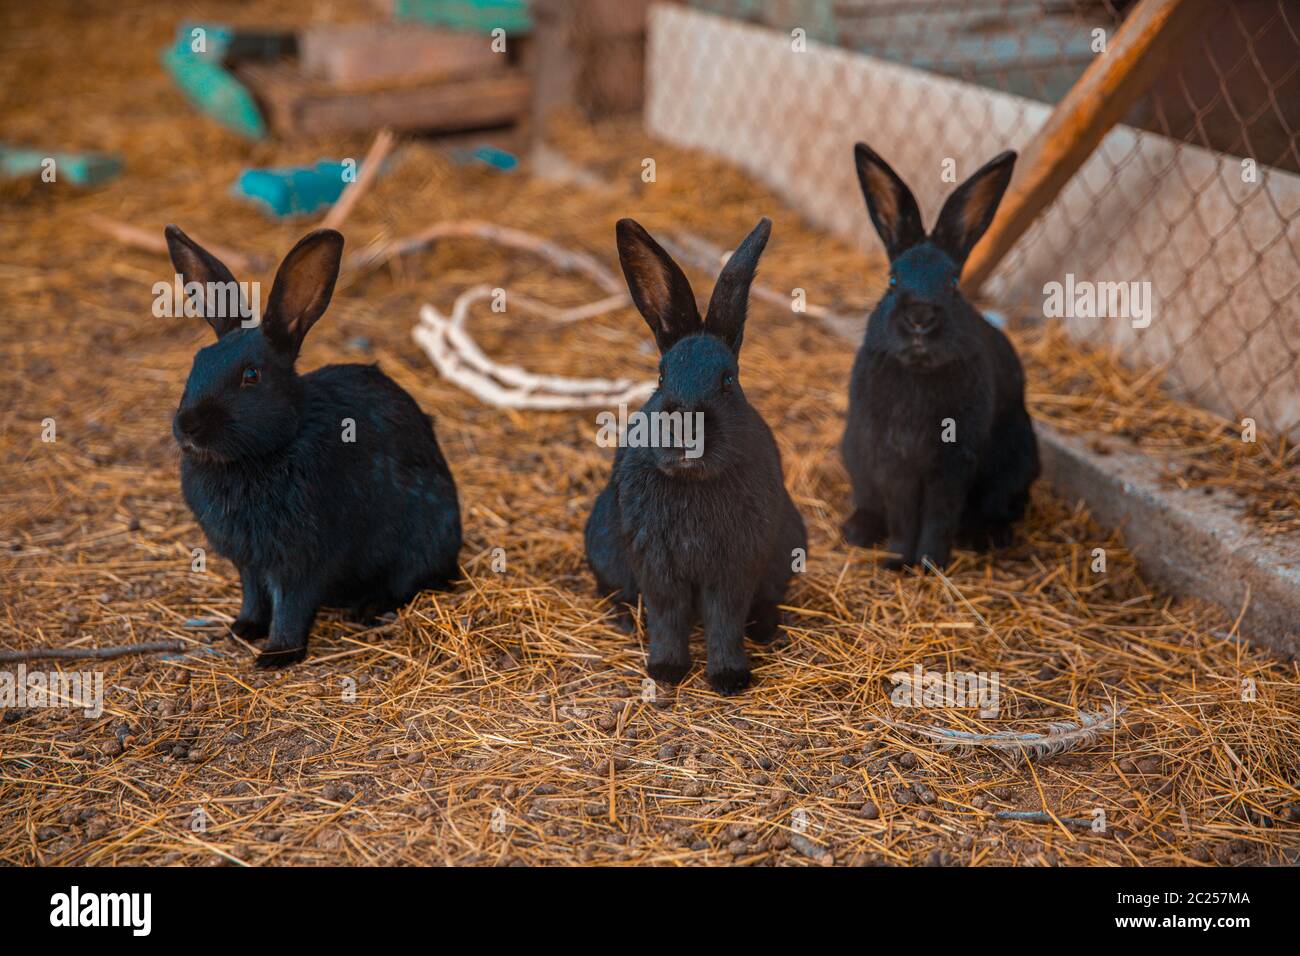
[1,1,1297,866]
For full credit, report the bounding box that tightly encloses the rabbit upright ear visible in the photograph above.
[930,151,1016,266]
[853,143,924,261]
[164,225,245,338]
[616,218,701,353]
[261,230,345,356]
[704,216,770,355]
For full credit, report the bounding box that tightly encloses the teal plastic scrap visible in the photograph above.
[451,145,518,172]
[0,144,122,187]
[233,161,355,218]
[161,23,267,140]
[393,0,532,34]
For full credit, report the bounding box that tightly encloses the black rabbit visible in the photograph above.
[841,144,1039,570]
[166,226,462,667]
[584,217,807,694]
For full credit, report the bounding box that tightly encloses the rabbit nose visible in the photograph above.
[176,400,227,439]
[176,408,201,436]
[905,307,940,335]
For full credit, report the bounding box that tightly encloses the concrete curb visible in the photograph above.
[1037,423,1300,660]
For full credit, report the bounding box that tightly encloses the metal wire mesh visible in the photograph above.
[649,0,1300,438]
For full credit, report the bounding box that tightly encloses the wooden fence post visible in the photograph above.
[961,0,1217,297]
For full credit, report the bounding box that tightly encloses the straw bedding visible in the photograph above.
[1,0,1296,866]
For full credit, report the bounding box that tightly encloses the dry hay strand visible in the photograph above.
[1019,321,1300,535]
[1,0,1298,867]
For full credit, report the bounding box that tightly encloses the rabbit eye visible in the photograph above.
[657,374,664,388]
[889,275,897,288]
[241,367,260,387]
[951,276,959,288]
[721,373,734,390]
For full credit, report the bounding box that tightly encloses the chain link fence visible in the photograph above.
[644,0,1300,438]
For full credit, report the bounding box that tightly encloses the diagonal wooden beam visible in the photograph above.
[961,0,1217,297]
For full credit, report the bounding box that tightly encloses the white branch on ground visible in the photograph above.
[399,222,660,410]
[414,287,654,410]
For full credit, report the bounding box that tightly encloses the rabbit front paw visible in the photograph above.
[745,602,781,644]
[254,645,307,668]
[842,508,885,547]
[231,616,269,641]
[707,663,752,696]
[647,656,691,686]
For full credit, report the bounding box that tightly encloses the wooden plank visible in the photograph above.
[299,22,502,89]
[530,0,580,127]
[238,62,530,137]
[960,0,1216,296]
[577,0,650,115]
[531,0,649,122]
[584,0,653,38]
[582,36,646,115]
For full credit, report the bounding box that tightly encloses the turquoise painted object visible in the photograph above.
[161,23,267,140]
[452,145,518,172]
[233,162,354,218]
[393,0,532,34]
[0,145,122,187]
